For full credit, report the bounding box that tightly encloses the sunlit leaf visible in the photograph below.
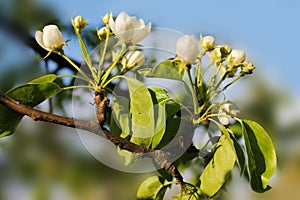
[242,119,276,193]
[149,87,169,149]
[111,95,131,138]
[138,60,184,80]
[117,147,135,166]
[137,176,167,200]
[0,74,62,137]
[121,77,154,148]
[231,133,246,175]
[199,135,236,197]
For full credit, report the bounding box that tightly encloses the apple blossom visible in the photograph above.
[109,11,151,44]
[176,35,200,64]
[35,24,65,53]
[121,50,145,70]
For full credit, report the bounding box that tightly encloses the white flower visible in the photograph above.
[35,24,65,53]
[109,11,151,44]
[200,35,216,51]
[176,35,200,64]
[218,102,240,125]
[227,49,246,66]
[121,50,145,70]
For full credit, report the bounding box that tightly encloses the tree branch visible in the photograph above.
[0,93,184,184]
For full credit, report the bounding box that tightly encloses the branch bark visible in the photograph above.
[0,93,184,184]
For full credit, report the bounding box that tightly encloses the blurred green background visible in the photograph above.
[0,0,300,199]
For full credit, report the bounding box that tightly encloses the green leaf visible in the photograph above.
[242,120,276,193]
[154,118,180,149]
[137,176,167,200]
[230,133,246,175]
[111,95,131,138]
[117,147,135,166]
[29,74,57,83]
[199,135,236,197]
[0,74,62,137]
[121,77,155,148]
[138,60,184,80]
[149,87,168,149]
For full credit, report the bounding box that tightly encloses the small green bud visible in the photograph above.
[102,13,111,25]
[72,15,88,34]
[210,47,222,65]
[210,45,232,65]
[97,27,109,40]
[220,45,232,56]
[242,61,255,74]
[200,35,216,51]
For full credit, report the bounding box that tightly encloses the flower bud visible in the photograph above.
[176,35,200,64]
[35,24,66,54]
[210,47,222,65]
[242,61,255,74]
[121,50,145,70]
[102,13,111,25]
[200,35,216,51]
[72,15,88,34]
[220,45,232,56]
[209,45,232,65]
[218,102,240,125]
[97,27,110,40]
[227,49,246,66]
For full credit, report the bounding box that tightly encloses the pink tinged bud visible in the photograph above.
[176,35,200,64]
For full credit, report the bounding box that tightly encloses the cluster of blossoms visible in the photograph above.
[29,11,276,199]
[34,11,255,126]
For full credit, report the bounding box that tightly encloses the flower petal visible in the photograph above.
[176,35,200,63]
[132,22,151,44]
[42,25,65,49]
[35,31,48,50]
[109,14,116,33]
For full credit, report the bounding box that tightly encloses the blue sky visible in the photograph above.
[38,0,300,96]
